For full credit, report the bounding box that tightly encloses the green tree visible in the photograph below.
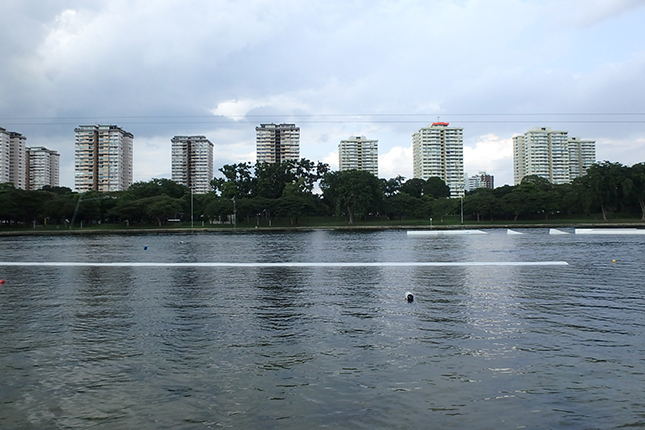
[141,195,183,226]
[577,161,629,221]
[127,178,189,199]
[213,162,255,199]
[0,183,20,223]
[382,175,405,197]
[501,182,545,221]
[629,163,645,220]
[383,193,419,221]
[431,198,458,223]
[320,170,382,224]
[464,188,498,221]
[400,178,425,198]
[423,177,451,199]
[276,179,318,225]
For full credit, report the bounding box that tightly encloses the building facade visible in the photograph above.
[466,171,494,191]
[171,135,214,194]
[74,124,133,192]
[26,146,60,190]
[338,135,378,176]
[412,122,464,197]
[0,127,27,189]
[0,127,12,185]
[568,137,596,181]
[256,123,300,163]
[513,127,596,185]
[9,131,26,189]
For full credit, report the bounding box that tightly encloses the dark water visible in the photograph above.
[1,229,644,429]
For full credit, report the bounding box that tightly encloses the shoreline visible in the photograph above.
[1,222,645,236]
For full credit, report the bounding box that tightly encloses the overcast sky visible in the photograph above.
[1,0,645,190]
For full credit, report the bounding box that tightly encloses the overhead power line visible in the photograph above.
[2,113,645,127]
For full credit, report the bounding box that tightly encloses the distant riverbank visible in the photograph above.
[1,221,645,236]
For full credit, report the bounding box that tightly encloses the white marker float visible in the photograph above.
[506,229,523,235]
[575,228,645,235]
[549,229,569,235]
[407,230,487,236]
[0,261,568,267]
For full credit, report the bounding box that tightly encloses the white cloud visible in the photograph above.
[133,136,172,182]
[2,0,645,189]
[558,0,644,27]
[211,96,309,120]
[322,151,338,171]
[597,136,645,167]
[379,146,412,180]
[464,134,515,186]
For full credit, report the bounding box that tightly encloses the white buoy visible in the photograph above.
[549,229,569,235]
[507,229,523,235]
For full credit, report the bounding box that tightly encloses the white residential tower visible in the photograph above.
[74,124,133,192]
[171,135,214,194]
[513,127,596,185]
[256,123,300,163]
[338,135,378,176]
[412,122,464,197]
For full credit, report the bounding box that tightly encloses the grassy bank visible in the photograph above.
[1,214,644,236]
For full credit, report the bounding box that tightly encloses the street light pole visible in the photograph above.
[460,186,464,225]
[232,196,237,232]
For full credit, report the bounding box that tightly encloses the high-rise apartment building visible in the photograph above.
[412,122,464,197]
[513,127,596,185]
[256,123,300,163]
[0,127,27,189]
[26,147,60,190]
[338,135,379,176]
[466,171,494,191]
[171,135,214,194]
[74,124,133,192]
[568,137,596,181]
[0,127,13,185]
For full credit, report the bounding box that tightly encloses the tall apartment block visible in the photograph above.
[74,124,133,192]
[568,137,596,180]
[256,123,300,163]
[171,135,214,194]
[0,128,9,184]
[513,127,596,185]
[0,127,27,189]
[27,147,60,190]
[466,171,494,191]
[412,122,464,197]
[338,135,379,176]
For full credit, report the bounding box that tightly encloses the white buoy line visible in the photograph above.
[0,261,568,267]
[407,230,487,236]
[408,228,645,235]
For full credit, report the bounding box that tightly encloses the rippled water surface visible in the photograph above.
[1,229,645,429]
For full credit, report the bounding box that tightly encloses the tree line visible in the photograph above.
[1,159,644,228]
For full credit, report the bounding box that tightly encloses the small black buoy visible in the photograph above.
[405,292,414,302]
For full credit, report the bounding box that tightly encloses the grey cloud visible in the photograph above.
[2,0,645,188]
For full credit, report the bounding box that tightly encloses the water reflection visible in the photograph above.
[2,230,645,429]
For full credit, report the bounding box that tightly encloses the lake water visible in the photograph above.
[1,229,644,429]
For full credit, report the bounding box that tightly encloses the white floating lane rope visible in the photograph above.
[0,261,569,267]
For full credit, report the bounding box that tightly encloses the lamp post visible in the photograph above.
[232,196,237,232]
[460,186,464,225]
[190,186,194,229]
